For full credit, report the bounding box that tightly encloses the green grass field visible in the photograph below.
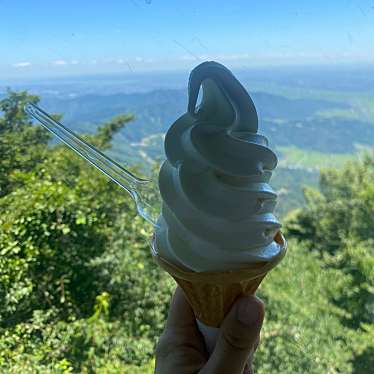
[277,146,357,169]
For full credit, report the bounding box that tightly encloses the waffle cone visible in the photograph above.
[151,231,287,327]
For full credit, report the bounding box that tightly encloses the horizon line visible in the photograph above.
[2,61,374,84]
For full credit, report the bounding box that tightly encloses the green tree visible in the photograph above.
[0,89,48,197]
[0,90,172,372]
[284,153,374,372]
[256,240,356,374]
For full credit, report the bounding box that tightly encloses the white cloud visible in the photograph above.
[13,61,32,68]
[54,60,68,65]
[218,53,251,61]
[70,60,79,65]
[178,53,253,62]
[179,54,197,61]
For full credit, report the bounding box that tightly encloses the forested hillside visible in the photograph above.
[0,90,373,373]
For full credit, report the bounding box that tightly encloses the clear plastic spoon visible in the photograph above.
[24,102,161,227]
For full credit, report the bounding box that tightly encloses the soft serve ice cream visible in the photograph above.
[154,61,285,272]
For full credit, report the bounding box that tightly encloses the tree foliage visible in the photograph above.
[284,153,374,372]
[256,241,355,374]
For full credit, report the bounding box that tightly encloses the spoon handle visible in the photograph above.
[24,102,159,226]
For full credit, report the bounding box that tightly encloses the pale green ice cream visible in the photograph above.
[155,61,285,272]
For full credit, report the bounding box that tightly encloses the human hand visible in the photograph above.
[155,287,265,374]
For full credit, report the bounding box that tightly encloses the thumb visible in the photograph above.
[201,295,264,374]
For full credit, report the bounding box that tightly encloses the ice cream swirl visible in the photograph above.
[155,61,285,271]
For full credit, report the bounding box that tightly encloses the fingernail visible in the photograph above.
[236,297,263,327]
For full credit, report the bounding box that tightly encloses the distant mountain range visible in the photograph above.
[40,89,374,154]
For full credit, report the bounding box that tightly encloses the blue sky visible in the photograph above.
[1,0,374,78]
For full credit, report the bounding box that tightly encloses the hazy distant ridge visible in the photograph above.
[41,89,374,153]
